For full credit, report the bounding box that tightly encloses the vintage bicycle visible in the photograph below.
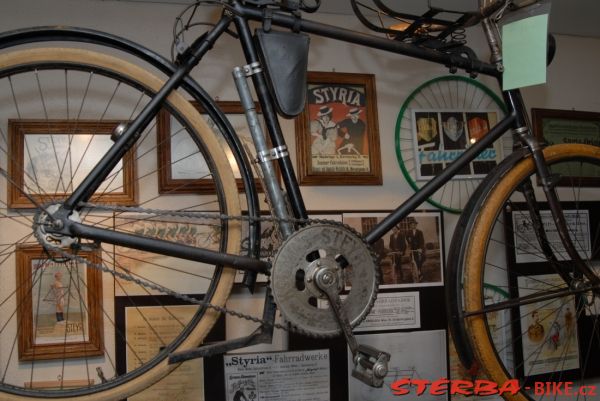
[0,0,598,400]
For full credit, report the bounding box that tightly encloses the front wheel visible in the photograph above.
[461,144,600,401]
[0,48,241,400]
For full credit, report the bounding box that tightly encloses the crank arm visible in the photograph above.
[314,269,390,388]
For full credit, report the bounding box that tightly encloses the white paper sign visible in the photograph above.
[224,349,330,401]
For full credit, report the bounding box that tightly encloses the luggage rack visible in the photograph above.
[349,0,499,50]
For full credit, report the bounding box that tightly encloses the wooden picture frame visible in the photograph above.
[16,245,104,361]
[7,119,137,209]
[532,108,600,186]
[295,71,382,185]
[157,100,272,194]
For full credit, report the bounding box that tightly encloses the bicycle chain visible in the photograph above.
[34,202,377,335]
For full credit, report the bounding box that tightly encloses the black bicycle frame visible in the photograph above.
[37,0,559,278]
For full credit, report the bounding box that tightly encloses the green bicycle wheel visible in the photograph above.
[395,75,508,213]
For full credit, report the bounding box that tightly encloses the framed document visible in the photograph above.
[224,349,330,401]
[112,213,221,296]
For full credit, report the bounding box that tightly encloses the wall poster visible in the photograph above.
[412,109,501,179]
[295,71,382,185]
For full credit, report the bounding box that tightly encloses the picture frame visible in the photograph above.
[157,100,272,194]
[342,210,444,288]
[16,245,104,361]
[295,71,382,185]
[7,119,137,209]
[532,108,600,186]
[114,295,225,401]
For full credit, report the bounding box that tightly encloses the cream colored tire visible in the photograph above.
[463,144,600,401]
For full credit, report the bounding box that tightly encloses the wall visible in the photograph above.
[2,0,599,354]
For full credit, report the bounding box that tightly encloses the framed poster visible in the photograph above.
[7,119,136,208]
[114,295,225,401]
[532,108,600,186]
[157,100,272,194]
[16,245,104,361]
[295,71,382,185]
[342,211,444,288]
[517,273,579,376]
[394,76,508,213]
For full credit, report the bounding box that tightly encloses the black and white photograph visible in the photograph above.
[343,211,444,288]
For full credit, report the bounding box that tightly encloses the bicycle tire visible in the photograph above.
[0,48,241,400]
[461,144,600,401]
[395,75,508,213]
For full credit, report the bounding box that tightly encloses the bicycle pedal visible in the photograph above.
[351,344,391,388]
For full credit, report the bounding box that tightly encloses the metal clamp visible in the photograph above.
[256,145,289,163]
[242,61,262,76]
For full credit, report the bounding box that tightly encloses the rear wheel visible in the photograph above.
[462,144,600,401]
[0,48,241,400]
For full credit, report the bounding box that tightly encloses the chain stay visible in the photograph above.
[35,202,373,334]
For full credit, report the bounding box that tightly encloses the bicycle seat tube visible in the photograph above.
[230,2,308,222]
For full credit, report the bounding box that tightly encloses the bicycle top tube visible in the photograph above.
[224,0,502,78]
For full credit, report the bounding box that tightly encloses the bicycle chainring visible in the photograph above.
[270,223,379,337]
